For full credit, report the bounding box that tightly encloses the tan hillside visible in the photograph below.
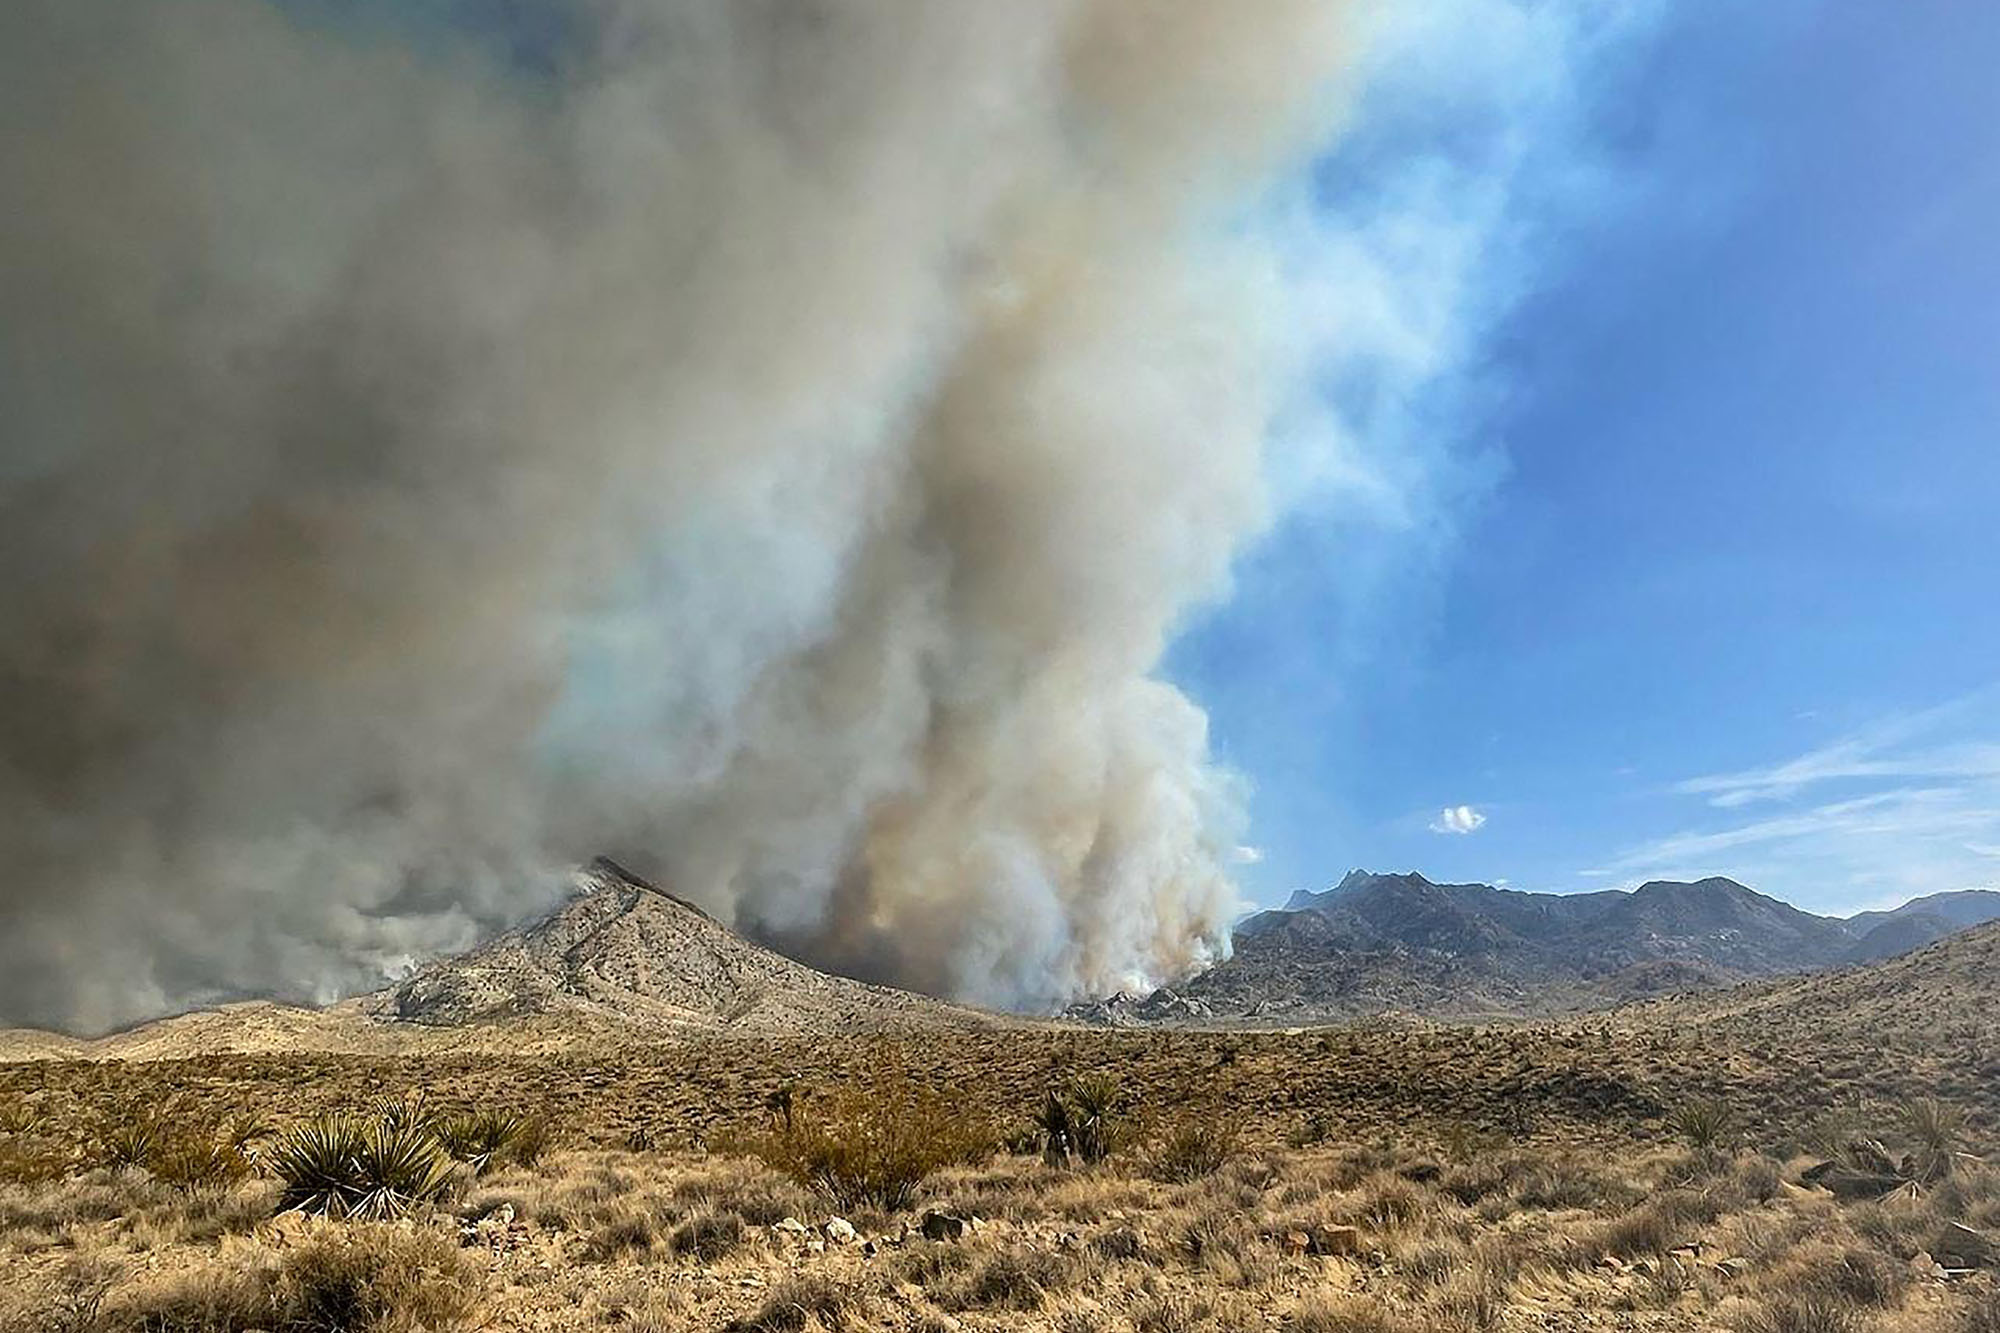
[0,860,1000,1063]
[362,858,999,1037]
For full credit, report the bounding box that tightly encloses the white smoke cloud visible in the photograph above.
[0,0,1375,1032]
[0,0,1662,1033]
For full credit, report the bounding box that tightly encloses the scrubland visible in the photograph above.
[0,1027,1995,1331]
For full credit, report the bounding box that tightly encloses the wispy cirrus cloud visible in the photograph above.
[1595,688,2000,910]
[1675,692,2000,808]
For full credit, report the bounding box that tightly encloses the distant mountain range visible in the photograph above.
[1068,870,2000,1025]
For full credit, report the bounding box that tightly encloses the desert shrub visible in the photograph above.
[0,1134,69,1185]
[1338,1174,1429,1232]
[1287,1111,1340,1148]
[1594,1189,1720,1259]
[1179,1205,1278,1287]
[150,1134,256,1192]
[96,1223,478,1332]
[273,1223,481,1331]
[1131,1291,1241,1333]
[96,1115,163,1173]
[1427,1266,1507,1332]
[718,1076,994,1210]
[1094,1224,1146,1262]
[267,1112,456,1219]
[98,1264,277,1332]
[1292,1292,1411,1333]
[1725,1154,1783,1206]
[667,1207,746,1261]
[583,1208,657,1260]
[936,1247,1075,1312]
[724,1275,854,1333]
[1741,1294,1866,1333]
[895,1240,976,1289]
[1811,1245,1909,1309]
[83,1105,258,1193]
[1399,1235,1467,1286]
[1146,1117,1238,1184]
[1670,1098,1736,1155]
[436,1110,545,1176]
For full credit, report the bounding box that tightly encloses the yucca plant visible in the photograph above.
[1670,1098,1735,1155]
[96,1116,163,1172]
[436,1110,538,1176]
[1900,1096,1965,1184]
[1066,1074,1123,1165]
[0,1097,40,1137]
[1036,1075,1126,1167]
[368,1093,439,1138]
[1036,1090,1076,1167]
[151,1133,254,1191]
[269,1112,457,1219]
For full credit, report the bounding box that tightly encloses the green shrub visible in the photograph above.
[718,1076,994,1211]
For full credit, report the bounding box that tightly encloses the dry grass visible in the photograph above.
[1,1032,1997,1332]
[715,1073,997,1210]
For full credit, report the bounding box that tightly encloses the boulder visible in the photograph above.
[1309,1224,1363,1257]
[1933,1223,1992,1270]
[824,1217,858,1245]
[921,1210,971,1242]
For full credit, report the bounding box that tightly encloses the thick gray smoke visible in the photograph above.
[0,0,1365,1033]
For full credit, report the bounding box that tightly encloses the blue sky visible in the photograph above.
[1176,0,2000,917]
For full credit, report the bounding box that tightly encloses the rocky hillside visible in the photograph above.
[1072,870,2000,1025]
[0,859,998,1060]
[363,858,995,1036]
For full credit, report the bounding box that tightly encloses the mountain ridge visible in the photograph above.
[1070,869,2000,1026]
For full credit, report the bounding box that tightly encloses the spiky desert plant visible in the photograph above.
[436,1109,538,1176]
[269,1113,367,1216]
[151,1132,255,1191]
[95,1115,163,1172]
[1037,1090,1075,1167]
[1899,1096,1965,1183]
[269,1111,457,1218]
[0,1096,41,1136]
[368,1093,438,1137]
[1066,1073,1123,1165]
[1670,1098,1735,1155]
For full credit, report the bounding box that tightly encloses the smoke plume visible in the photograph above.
[0,0,1365,1033]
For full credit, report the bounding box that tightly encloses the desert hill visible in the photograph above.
[1073,869,2000,1025]
[364,857,994,1036]
[1636,914,2000,1043]
[0,859,997,1062]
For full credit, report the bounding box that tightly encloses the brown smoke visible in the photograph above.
[0,0,1363,1032]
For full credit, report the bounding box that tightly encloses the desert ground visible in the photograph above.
[2,991,1996,1332]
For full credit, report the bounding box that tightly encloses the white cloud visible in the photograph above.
[1231,844,1265,865]
[1430,804,1487,835]
[1598,687,2000,911]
